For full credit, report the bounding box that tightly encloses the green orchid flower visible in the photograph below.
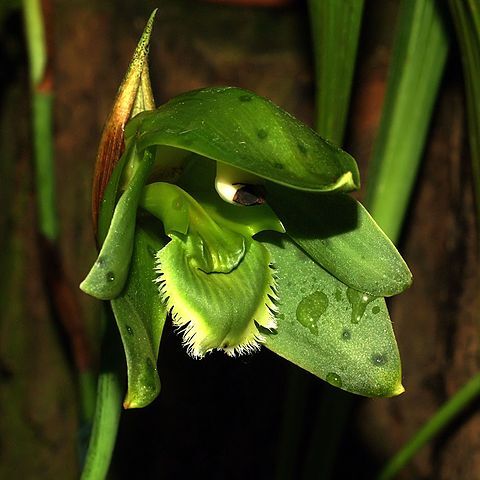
[80,12,411,410]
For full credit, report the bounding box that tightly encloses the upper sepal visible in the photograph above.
[125,87,360,193]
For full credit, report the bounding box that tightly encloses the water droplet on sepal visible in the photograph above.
[296,290,329,335]
[346,287,376,324]
[326,372,342,387]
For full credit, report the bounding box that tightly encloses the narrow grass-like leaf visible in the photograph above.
[23,0,57,239]
[449,0,480,232]
[126,87,360,193]
[261,232,403,397]
[365,0,448,240]
[267,184,412,297]
[111,227,167,409]
[377,3,480,478]
[308,0,364,144]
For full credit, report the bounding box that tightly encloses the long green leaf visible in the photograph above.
[126,87,360,193]
[365,0,448,239]
[267,184,412,297]
[377,2,480,478]
[308,0,364,144]
[449,0,480,232]
[261,232,403,397]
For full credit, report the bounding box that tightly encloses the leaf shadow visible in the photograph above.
[266,182,359,240]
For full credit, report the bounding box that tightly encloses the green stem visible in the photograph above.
[23,0,58,240]
[33,92,57,239]
[377,372,480,480]
[81,314,124,480]
[23,0,96,448]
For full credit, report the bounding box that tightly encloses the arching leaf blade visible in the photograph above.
[259,232,403,398]
[127,87,360,193]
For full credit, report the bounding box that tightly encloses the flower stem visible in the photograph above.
[377,372,480,480]
[22,0,96,450]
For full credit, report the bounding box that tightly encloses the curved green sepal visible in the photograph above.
[111,227,167,409]
[267,185,412,297]
[80,149,154,300]
[260,232,403,397]
[126,86,360,193]
[157,236,277,358]
[140,182,245,273]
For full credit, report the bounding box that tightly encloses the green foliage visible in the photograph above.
[365,0,448,239]
[308,0,364,143]
[79,13,413,479]
[127,87,360,192]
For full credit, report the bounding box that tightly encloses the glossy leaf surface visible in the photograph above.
[111,226,167,409]
[126,87,360,193]
[267,184,412,297]
[260,232,403,397]
[80,149,154,300]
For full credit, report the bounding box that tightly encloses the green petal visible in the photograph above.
[80,149,154,300]
[157,237,277,358]
[126,87,360,193]
[140,182,245,273]
[267,184,412,297]
[111,226,167,409]
[259,232,403,398]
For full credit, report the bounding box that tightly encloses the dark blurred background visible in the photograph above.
[1,0,479,479]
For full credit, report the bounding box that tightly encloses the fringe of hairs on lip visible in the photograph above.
[154,250,279,359]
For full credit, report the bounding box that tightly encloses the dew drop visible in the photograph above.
[297,142,308,155]
[326,372,342,387]
[143,358,158,392]
[126,325,134,336]
[296,290,329,335]
[346,287,376,324]
[172,196,183,210]
[372,353,387,366]
[341,329,351,340]
[372,305,380,314]
[106,271,115,282]
[257,129,268,140]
